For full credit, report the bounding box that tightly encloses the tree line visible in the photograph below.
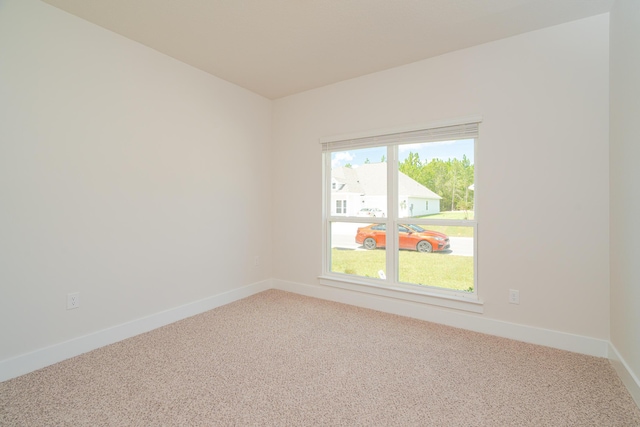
[399,152,474,212]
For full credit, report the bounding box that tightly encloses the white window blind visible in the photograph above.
[321,118,480,152]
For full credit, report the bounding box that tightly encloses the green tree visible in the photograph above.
[399,152,474,212]
[399,152,422,181]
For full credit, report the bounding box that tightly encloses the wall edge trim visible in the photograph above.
[272,278,609,358]
[609,342,640,408]
[0,279,272,382]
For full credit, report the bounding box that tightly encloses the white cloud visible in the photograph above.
[331,151,354,168]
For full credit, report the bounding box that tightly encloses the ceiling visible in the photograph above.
[42,0,614,99]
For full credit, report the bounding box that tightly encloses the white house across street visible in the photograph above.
[331,163,441,218]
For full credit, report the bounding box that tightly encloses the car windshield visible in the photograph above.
[407,224,425,232]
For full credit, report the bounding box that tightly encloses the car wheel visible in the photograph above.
[416,240,433,253]
[363,238,377,250]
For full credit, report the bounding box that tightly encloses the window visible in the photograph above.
[321,119,480,308]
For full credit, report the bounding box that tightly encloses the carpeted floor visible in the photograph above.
[1,289,639,426]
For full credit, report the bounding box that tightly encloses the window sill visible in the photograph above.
[318,275,484,314]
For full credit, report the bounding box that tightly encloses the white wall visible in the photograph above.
[273,15,610,339]
[405,197,439,217]
[610,0,640,401]
[0,0,272,362]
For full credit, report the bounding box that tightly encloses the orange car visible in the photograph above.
[355,224,450,253]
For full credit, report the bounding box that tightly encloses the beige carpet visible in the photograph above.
[1,290,639,426]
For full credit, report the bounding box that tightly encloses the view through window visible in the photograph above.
[324,124,477,297]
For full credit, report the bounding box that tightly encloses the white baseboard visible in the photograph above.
[0,279,272,383]
[272,279,610,358]
[609,343,640,407]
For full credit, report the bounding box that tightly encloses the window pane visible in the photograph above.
[397,224,474,292]
[330,221,386,280]
[397,139,474,219]
[331,147,387,218]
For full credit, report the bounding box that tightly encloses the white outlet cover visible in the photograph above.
[67,292,80,310]
[508,289,520,304]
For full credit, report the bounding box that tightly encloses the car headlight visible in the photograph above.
[432,236,444,241]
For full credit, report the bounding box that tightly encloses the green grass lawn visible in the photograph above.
[416,210,474,237]
[426,211,474,220]
[331,248,473,292]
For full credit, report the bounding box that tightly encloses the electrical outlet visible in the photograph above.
[67,292,80,310]
[508,289,520,305]
[254,256,260,267]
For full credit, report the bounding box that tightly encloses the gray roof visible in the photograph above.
[331,166,364,194]
[332,163,441,199]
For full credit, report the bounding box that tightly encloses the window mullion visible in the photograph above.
[322,152,331,274]
[387,145,398,283]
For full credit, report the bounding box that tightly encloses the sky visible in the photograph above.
[331,139,474,169]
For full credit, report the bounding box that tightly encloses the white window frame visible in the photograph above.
[319,117,483,313]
